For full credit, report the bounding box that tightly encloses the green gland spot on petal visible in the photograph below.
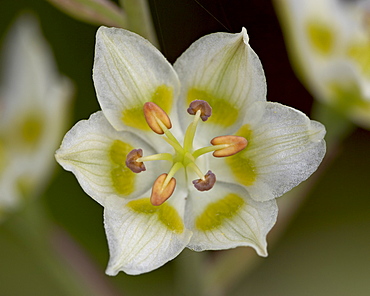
[328,81,368,112]
[20,113,44,146]
[226,124,256,186]
[306,21,334,55]
[347,42,370,78]
[121,85,173,131]
[127,198,184,233]
[196,193,244,231]
[187,88,239,127]
[328,81,370,125]
[110,140,136,195]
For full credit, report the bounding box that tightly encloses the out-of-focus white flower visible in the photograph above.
[0,14,72,220]
[275,0,370,127]
[56,26,325,275]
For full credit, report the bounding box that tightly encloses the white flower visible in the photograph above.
[276,0,370,127]
[55,26,326,275]
[0,14,72,219]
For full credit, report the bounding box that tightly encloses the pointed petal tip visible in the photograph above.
[105,265,142,276]
[54,149,66,165]
[256,245,268,257]
[105,267,118,276]
[240,27,249,43]
[96,25,110,39]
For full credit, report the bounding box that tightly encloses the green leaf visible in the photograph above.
[47,0,127,28]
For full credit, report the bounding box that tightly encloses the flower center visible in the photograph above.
[126,100,247,206]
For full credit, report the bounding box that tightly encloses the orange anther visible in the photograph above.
[143,102,172,134]
[150,173,176,206]
[211,135,248,157]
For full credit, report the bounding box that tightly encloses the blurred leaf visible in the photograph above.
[120,0,158,47]
[47,0,127,28]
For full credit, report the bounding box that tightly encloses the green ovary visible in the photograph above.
[187,88,239,127]
[306,21,334,55]
[127,198,184,233]
[121,84,173,130]
[196,194,244,231]
[226,124,256,186]
[109,140,135,195]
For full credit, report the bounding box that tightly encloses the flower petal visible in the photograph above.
[319,62,370,127]
[104,188,192,275]
[0,14,72,214]
[174,28,267,138]
[93,27,181,135]
[55,112,167,205]
[210,102,326,202]
[276,0,349,78]
[277,0,370,127]
[0,157,25,215]
[185,182,277,256]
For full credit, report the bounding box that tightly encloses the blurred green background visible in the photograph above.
[1,0,369,295]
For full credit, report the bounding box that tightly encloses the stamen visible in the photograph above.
[211,135,248,157]
[163,137,185,154]
[137,153,173,162]
[186,161,206,180]
[192,170,216,191]
[183,109,201,151]
[125,149,146,173]
[187,100,212,121]
[143,102,183,151]
[136,101,242,199]
[192,144,230,159]
[150,173,176,206]
[143,102,172,134]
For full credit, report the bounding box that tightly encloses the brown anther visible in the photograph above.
[187,100,212,121]
[150,173,176,206]
[143,102,172,134]
[125,149,146,173]
[192,170,216,191]
[211,135,248,157]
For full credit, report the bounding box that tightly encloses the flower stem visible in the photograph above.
[1,200,118,296]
